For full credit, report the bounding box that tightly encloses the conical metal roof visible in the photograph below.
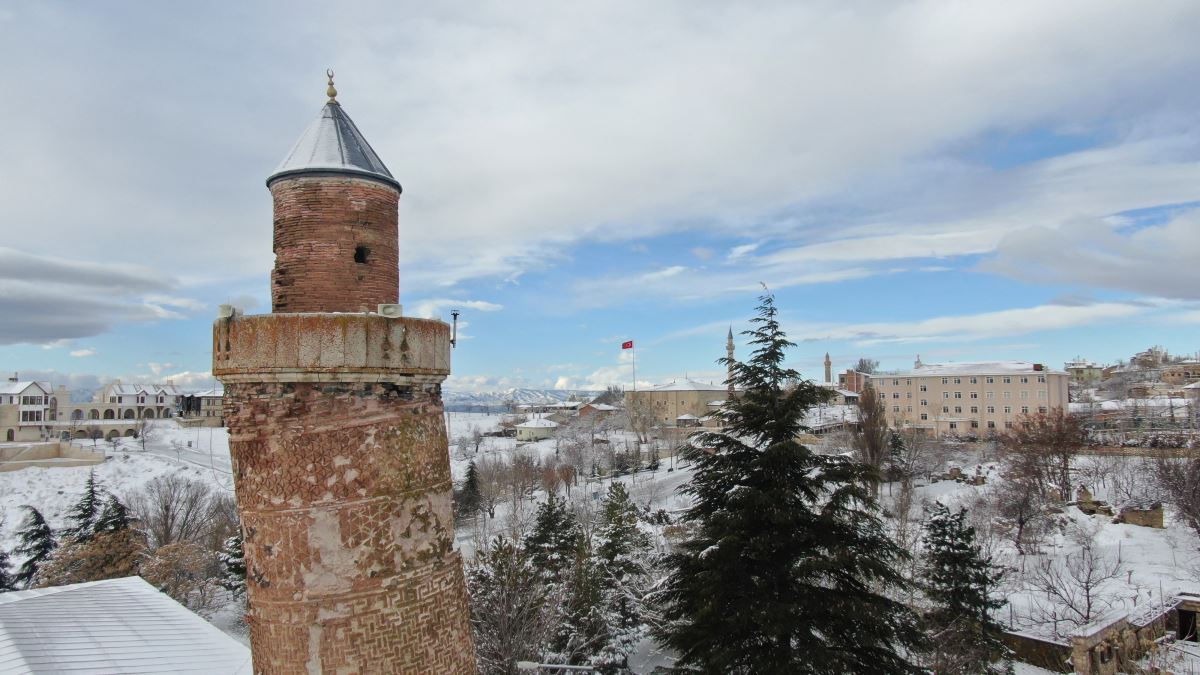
[266,102,400,191]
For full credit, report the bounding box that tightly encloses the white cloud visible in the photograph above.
[161,370,216,389]
[69,348,96,357]
[409,299,504,319]
[727,243,761,261]
[798,301,1146,346]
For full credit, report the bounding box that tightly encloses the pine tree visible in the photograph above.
[468,536,554,674]
[63,470,103,542]
[921,502,1010,673]
[654,292,925,673]
[0,544,15,591]
[219,531,247,597]
[457,460,482,519]
[592,482,653,672]
[94,494,131,533]
[13,506,57,588]
[524,493,583,582]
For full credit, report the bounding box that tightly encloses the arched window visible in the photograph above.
[103,409,116,420]
[72,409,84,421]
[89,409,99,420]
[143,409,156,419]
[124,409,135,419]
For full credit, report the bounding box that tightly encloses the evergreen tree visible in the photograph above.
[654,292,925,674]
[524,493,583,582]
[548,546,609,668]
[13,506,57,588]
[94,494,131,533]
[219,531,247,597]
[468,536,554,674]
[63,470,103,542]
[921,502,1010,674]
[593,482,653,672]
[457,461,482,519]
[0,544,15,592]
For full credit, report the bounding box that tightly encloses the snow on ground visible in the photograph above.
[1,421,234,561]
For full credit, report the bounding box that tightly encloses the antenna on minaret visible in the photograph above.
[450,310,461,349]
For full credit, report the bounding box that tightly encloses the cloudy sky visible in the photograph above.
[2,0,1200,393]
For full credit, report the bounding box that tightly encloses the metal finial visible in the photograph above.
[326,69,338,103]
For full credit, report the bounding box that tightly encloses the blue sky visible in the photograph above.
[2,1,1200,393]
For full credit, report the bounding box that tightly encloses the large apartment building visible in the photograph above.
[870,361,1069,437]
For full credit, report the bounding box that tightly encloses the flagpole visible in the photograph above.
[632,344,637,393]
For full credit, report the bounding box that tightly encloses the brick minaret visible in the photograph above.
[824,352,832,384]
[214,72,476,673]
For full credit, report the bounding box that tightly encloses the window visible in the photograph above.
[892,393,900,399]
[986,391,994,399]
[109,396,117,403]
[905,392,912,399]
[1038,406,1048,414]
[1038,391,1047,399]
[942,406,950,413]
[1003,392,1012,400]
[969,377,978,384]
[906,378,911,385]
[943,392,950,399]
[1005,421,1013,429]
[906,405,912,412]
[970,391,978,399]
[970,406,978,413]
[892,379,899,386]
[1020,376,1029,384]
[954,392,962,399]
[919,384,927,392]
[986,376,994,384]
[920,399,928,406]
[1021,406,1030,414]
[942,377,949,385]
[354,245,370,264]
[987,406,995,413]
[971,421,979,429]
[920,413,928,420]
[954,406,962,413]
[949,422,958,430]
[1037,375,1046,383]
[1004,406,1012,414]
[1020,391,1029,399]
[1002,376,1011,384]
[20,410,43,422]
[138,396,145,404]
[892,406,900,413]
[987,421,996,429]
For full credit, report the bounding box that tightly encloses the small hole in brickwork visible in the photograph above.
[354,245,370,264]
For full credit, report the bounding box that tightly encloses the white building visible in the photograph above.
[0,379,55,442]
[515,418,559,441]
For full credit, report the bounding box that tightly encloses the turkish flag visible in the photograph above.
[622,340,634,350]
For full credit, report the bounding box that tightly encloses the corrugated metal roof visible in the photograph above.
[0,577,251,673]
[267,102,399,191]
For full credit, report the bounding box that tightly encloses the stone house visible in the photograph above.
[515,418,558,441]
[0,379,54,442]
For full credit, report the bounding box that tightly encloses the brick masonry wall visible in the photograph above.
[271,176,400,313]
[223,380,475,674]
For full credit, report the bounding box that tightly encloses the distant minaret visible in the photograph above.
[915,354,923,369]
[824,352,832,384]
[726,326,735,396]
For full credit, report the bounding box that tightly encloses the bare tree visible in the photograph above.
[140,541,223,614]
[1001,407,1086,501]
[476,457,508,520]
[853,384,888,496]
[131,475,224,549]
[854,358,879,375]
[1026,527,1123,637]
[1155,445,1200,540]
[993,472,1051,556]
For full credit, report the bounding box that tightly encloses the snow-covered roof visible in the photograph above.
[818,384,859,398]
[185,388,224,398]
[675,414,699,420]
[645,379,728,392]
[878,361,1061,377]
[267,101,399,190]
[0,381,49,396]
[1184,382,1200,389]
[0,576,252,673]
[517,419,559,428]
[583,403,617,411]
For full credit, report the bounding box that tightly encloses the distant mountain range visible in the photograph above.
[443,388,604,411]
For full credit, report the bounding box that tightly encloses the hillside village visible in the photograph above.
[3,336,1199,673]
